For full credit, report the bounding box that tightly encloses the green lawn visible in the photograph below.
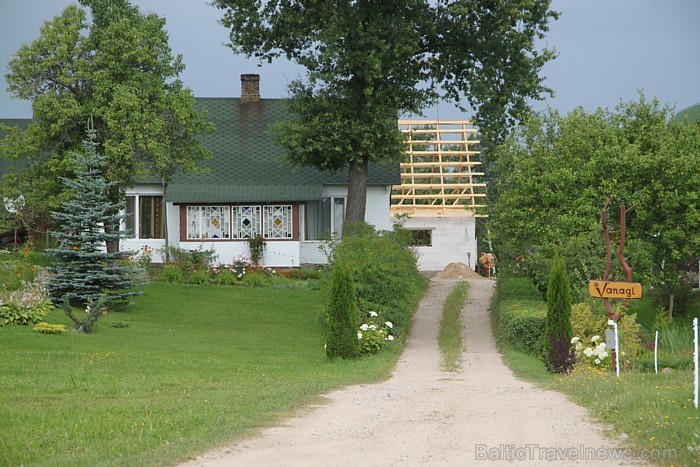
[1,284,406,466]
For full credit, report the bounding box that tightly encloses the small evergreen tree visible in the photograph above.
[543,254,574,373]
[326,261,360,359]
[47,125,140,333]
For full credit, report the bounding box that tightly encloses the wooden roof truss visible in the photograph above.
[391,120,486,217]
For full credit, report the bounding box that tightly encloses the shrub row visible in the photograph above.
[493,277,546,355]
[153,248,320,288]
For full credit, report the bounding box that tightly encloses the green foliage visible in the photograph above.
[241,271,269,288]
[0,259,39,291]
[214,0,558,221]
[357,310,396,355]
[160,245,218,272]
[0,299,53,327]
[494,278,546,355]
[57,295,109,335]
[46,128,140,315]
[570,301,607,339]
[187,269,211,285]
[247,235,266,266]
[490,96,700,315]
[109,320,129,329]
[1,0,213,231]
[328,222,426,333]
[617,312,643,366]
[32,322,66,334]
[325,261,360,359]
[543,255,574,373]
[214,269,238,286]
[158,264,184,284]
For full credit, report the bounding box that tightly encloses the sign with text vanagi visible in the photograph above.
[589,280,643,299]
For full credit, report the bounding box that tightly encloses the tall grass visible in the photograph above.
[439,281,469,371]
[0,284,409,466]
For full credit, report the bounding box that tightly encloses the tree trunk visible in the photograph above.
[667,293,675,322]
[344,157,369,234]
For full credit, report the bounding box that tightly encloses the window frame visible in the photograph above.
[181,203,298,241]
[124,193,165,240]
[302,196,346,241]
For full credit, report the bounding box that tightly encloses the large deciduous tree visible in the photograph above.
[1,0,213,247]
[490,96,700,317]
[213,0,558,227]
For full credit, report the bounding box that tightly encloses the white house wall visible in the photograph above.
[176,240,301,268]
[397,216,477,272]
[125,184,393,267]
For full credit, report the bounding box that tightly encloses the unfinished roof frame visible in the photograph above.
[391,120,486,217]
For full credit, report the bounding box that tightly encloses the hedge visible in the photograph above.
[494,277,546,355]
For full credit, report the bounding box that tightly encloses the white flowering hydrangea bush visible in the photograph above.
[571,335,610,368]
[357,311,395,355]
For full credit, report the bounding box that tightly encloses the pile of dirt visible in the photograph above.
[433,262,484,280]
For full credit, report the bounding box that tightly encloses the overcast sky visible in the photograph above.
[0,0,698,121]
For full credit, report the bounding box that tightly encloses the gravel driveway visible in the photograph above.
[180,278,635,466]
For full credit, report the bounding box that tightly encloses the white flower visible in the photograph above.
[385,321,393,329]
[596,342,606,351]
[583,348,594,358]
[591,335,601,343]
[599,351,609,360]
[575,342,583,351]
[85,305,91,314]
[369,311,378,317]
[386,335,394,341]
[594,359,601,365]
[571,337,580,344]
[360,324,369,331]
[357,331,363,340]
[369,324,377,330]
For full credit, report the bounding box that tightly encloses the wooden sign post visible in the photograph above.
[588,200,643,375]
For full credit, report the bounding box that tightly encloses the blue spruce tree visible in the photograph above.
[47,125,140,333]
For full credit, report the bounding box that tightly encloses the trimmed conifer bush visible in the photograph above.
[543,254,575,373]
[325,261,360,359]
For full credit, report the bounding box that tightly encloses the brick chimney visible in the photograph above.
[240,74,261,103]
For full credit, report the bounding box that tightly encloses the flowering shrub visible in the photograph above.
[571,335,610,367]
[357,311,395,355]
[0,258,39,292]
[210,256,276,283]
[0,270,54,326]
[126,245,155,277]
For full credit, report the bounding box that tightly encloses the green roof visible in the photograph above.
[166,98,399,203]
[1,99,400,202]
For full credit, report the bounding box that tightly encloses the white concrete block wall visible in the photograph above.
[364,185,393,231]
[397,216,478,272]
